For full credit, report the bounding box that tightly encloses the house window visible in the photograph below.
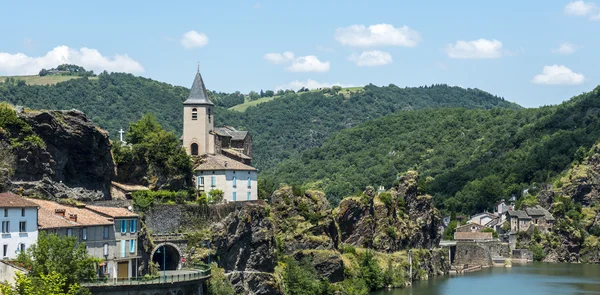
[1,221,9,233]
[233,176,237,188]
[20,243,25,253]
[130,220,137,233]
[103,243,108,256]
[130,240,136,253]
[21,208,25,217]
[120,220,127,233]
[191,108,198,120]
[208,108,211,123]
[247,192,251,201]
[3,209,7,217]
[197,176,204,187]
[82,227,87,240]
[233,192,237,201]
[2,245,7,257]
[211,176,216,187]
[103,226,109,239]
[121,240,126,258]
[19,221,26,233]
[191,143,199,156]
[247,177,251,188]
[67,228,73,237]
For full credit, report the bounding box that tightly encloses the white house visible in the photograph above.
[181,67,258,201]
[0,193,38,259]
[468,212,494,226]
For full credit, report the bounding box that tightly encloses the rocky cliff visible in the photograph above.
[1,108,113,200]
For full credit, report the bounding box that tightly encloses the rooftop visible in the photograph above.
[28,199,114,229]
[195,154,256,171]
[222,148,252,160]
[183,70,213,106]
[111,181,149,192]
[525,205,549,217]
[213,126,248,141]
[454,232,493,241]
[86,205,138,218]
[0,192,39,208]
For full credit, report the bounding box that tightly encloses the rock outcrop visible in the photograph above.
[4,109,113,200]
[336,171,440,252]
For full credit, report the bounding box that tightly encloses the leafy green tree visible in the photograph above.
[208,189,224,203]
[0,271,89,295]
[443,220,458,240]
[16,232,98,294]
[358,250,383,291]
[482,227,499,238]
[340,278,368,295]
[207,263,235,295]
[283,257,331,295]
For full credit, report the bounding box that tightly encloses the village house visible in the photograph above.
[468,212,495,226]
[28,199,140,279]
[181,68,258,201]
[455,223,485,233]
[505,205,554,233]
[0,193,38,259]
[506,210,532,232]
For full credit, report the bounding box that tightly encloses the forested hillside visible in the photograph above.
[262,86,600,213]
[0,73,518,171]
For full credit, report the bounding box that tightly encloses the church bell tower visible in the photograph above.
[182,66,214,156]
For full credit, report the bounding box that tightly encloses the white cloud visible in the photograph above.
[275,79,356,91]
[564,1,600,20]
[263,51,295,64]
[349,50,392,67]
[445,39,504,59]
[180,30,209,49]
[552,43,577,54]
[264,52,330,72]
[531,65,585,85]
[335,24,421,47]
[0,46,144,75]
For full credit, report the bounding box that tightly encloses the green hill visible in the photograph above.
[262,86,600,212]
[0,73,519,172]
[0,75,98,86]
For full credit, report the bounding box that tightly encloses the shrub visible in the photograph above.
[207,263,235,295]
[482,227,499,238]
[341,244,356,255]
[359,250,383,291]
[378,192,392,208]
[340,278,369,295]
[208,189,224,203]
[529,243,546,261]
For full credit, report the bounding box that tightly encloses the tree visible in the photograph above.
[207,263,234,295]
[265,90,275,97]
[282,257,330,295]
[358,250,383,290]
[38,69,49,76]
[15,232,97,294]
[331,86,342,93]
[0,271,89,295]
[208,189,224,204]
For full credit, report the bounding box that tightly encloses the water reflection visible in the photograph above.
[370,263,600,295]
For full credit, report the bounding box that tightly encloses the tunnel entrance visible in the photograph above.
[152,244,181,271]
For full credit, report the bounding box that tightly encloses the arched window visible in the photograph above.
[191,143,199,156]
[191,108,198,120]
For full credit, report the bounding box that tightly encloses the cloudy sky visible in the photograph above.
[0,1,598,107]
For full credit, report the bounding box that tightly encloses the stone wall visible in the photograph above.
[0,261,27,286]
[87,277,206,295]
[454,241,511,267]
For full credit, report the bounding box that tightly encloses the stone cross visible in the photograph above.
[118,128,125,143]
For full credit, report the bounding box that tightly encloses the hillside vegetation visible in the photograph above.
[0,75,96,86]
[0,73,518,171]
[263,86,600,212]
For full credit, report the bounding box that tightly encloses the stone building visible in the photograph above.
[0,193,38,259]
[506,205,554,233]
[455,223,484,233]
[181,68,257,201]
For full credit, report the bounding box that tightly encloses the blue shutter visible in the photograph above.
[233,176,236,188]
[233,192,236,201]
[247,192,251,200]
[211,176,216,187]
[130,240,135,253]
[130,220,136,233]
[247,177,251,188]
[121,240,126,257]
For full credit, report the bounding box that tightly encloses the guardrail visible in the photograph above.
[82,268,211,286]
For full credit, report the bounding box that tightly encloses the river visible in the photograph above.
[371,263,600,295]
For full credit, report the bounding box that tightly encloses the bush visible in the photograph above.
[378,192,392,208]
[340,278,369,295]
[358,250,383,291]
[529,243,546,261]
[482,227,499,238]
[341,244,356,255]
[283,257,331,295]
[208,189,224,203]
[207,263,235,295]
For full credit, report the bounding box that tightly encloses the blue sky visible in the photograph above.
[0,0,599,107]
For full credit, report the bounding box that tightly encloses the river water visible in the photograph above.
[371,263,600,295]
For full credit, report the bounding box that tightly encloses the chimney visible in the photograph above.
[55,209,66,217]
[68,214,77,222]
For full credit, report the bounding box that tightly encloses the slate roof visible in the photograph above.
[29,199,114,229]
[525,206,548,217]
[194,154,257,171]
[183,70,213,106]
[454,232,493,241]
[507,210,531,219]
[456,223,483,231]
[0,193,39,208]
[485,218,501,227]
[222,148,252,160]
[214,126,248,141]
[86,205,139,218]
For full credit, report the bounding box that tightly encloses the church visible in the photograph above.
[182,68,257,202]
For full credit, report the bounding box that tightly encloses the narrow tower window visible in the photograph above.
[192,108,198,120]
[208,108,211,123]
[191,143,199,156]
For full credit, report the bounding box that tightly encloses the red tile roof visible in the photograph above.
[28,199,113,229]
[194,154,256,171]
[454,232,493,241]
[86,205,138,218]
[0,193,39,208]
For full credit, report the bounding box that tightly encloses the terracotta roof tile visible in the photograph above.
[86,205,138,218]
[454,232,493,241]
[28,199,113,229]
[111,182,149,192]
[0,193,39,208]
[194,154,256,171]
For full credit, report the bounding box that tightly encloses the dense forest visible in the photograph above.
[263,86,600,213]
[0,73,518,171]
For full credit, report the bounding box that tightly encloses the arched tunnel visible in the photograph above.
[152,244,181,271]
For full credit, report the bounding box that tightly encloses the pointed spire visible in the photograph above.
[184,66,213,106]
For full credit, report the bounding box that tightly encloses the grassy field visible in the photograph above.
[229,86,365,112]
[0,75,98,85]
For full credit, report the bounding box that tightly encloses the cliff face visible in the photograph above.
[2,109,113,200]
[336,171,440,252]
